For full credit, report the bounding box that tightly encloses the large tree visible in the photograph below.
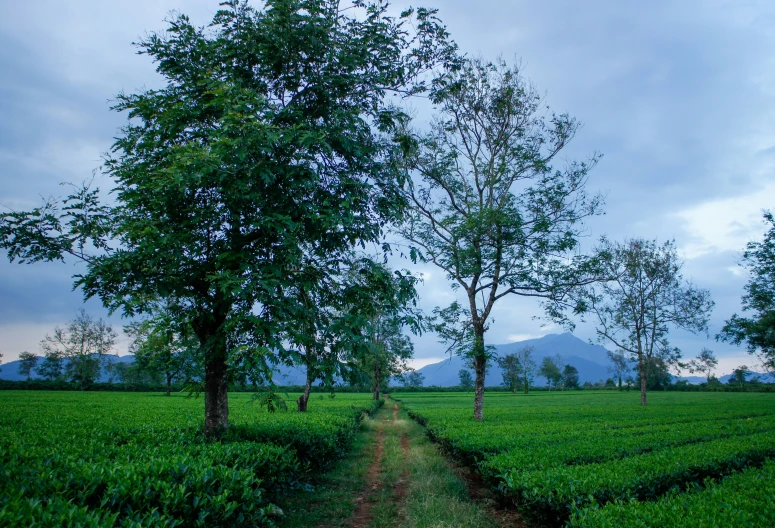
[0,1,455,433]
[573,239,713,405]
[718,211,775,375]
[400,58,603,419]
[40,310,117,389]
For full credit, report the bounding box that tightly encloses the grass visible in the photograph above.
[277,398,501,528]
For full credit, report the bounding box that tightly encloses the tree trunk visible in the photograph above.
[297,366,313,412]
[638,353,648,406]
[166,372,172,397]
[523,372,529,394]
[618,375,622,392]
[470,321,489,420]
[194,311,230,436]
[204,340,229,434]
[473,353,486,420]
[373,364,381,400]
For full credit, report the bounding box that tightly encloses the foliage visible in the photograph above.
[688,348,718,383]
[514,346,536,394]
[718,212,775,374]
[252,389,288,413]
[400,57,603,419]
[396,391,775,525]
[125,302,201,395]
[572,238,714,405]
[0,0,456,432]
[40,310,117,389]
[728,365,751,388]
[644,353,674,390]
[562,364,579,389]
[458,369,474,391]
[342,263,422,402]
[569,459,775,528]
[37,351,64,380]
[17,351,38,380]
[538,356,562,389]
[0,391,382,526]
[497,354,523,393]
[402,371,426,388]
[606,349,629,391]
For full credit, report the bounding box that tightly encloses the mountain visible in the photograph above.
[674,372,775,384]
[0,354,135,382]
[415,333,615,387]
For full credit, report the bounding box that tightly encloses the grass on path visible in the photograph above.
[277,398,503,528]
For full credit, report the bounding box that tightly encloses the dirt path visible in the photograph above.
[349,427,386,528]
[339,398,530,528]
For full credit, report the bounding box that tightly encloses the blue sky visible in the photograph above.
[1,1,774,376]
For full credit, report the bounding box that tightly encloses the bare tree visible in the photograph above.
[574,239,713,405]
[400,58,603,420]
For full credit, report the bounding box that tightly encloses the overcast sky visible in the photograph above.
[1,1,774,376]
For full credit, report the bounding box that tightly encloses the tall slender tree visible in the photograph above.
[0,1,456,433]
[573,239,713,405]
[400,58,603,419]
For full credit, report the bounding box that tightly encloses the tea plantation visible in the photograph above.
[395,391,775,526]
[0,391,381,527]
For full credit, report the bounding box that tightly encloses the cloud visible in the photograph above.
[506,333,546,343]
[2,0,775,371]
[673,181,775,259]
[406,357,448,370]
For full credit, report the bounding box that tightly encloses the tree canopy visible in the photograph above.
[400,57,603,419]
[0,0,456,433]
[572,238,713,405]
[718,211,775,375]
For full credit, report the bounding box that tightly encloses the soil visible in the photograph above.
[349,428,385,528]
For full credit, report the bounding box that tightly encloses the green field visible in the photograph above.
[3,390,775,527]
[395,391,775,526]
[0,391,381,527]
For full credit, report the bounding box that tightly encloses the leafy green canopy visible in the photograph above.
[719,211,775,374]
[398,57,603,419]
[0,0,456,372]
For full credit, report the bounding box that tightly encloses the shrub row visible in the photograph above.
[0,392,382,527]
[569,459,775,527]
[479,415,775,477]
[498,431,775,523]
